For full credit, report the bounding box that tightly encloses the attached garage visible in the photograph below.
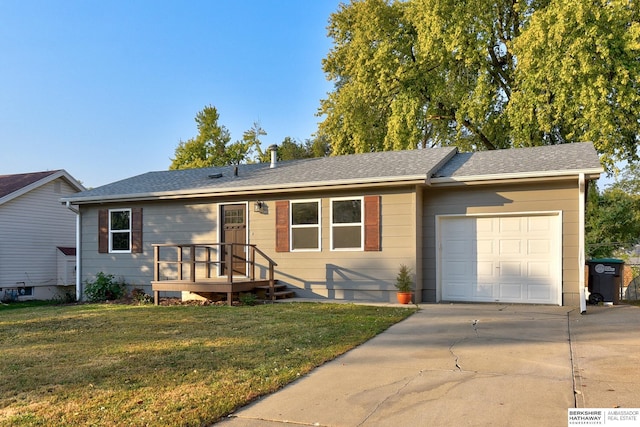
[437,213,562,305]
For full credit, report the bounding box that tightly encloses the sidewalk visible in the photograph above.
[217,303,640,427]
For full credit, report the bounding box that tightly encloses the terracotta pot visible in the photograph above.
[396,292,412,304]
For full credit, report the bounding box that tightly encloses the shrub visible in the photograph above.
[239,292,258,306]
[84,272,127,302]
[395,264,413,293]
[131,288,152,305]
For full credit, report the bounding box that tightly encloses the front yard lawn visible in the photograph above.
[0,302,414,426]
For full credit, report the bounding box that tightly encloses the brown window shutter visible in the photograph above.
[364,195,380,251]
[131,208,143,253]
[275,201,290,252]
[98,209,109,253]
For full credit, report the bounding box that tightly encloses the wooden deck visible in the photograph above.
[151,243,279,306]
[151,279,273,305]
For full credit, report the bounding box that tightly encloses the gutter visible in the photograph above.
[60,175,428,205]
[428,168,604,186]
[65,201,81,301]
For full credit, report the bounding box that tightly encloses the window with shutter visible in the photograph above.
[98,208,143,254]
[275,201,290,252]
[364,195,380,251]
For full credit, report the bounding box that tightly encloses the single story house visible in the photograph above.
[62,143,602,306]
[0,170,85,301]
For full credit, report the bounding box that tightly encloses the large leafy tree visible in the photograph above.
[170,105,232,170]
[170,107,266,169]
[586,162,640,258]
[319,0,640,169]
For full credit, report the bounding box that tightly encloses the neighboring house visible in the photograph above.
[0,170,85,301]
[62,143,602,306]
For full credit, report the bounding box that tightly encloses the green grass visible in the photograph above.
[0,302,415,426]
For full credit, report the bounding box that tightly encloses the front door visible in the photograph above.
[221,204,247,276]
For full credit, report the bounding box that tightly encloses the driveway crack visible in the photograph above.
[356,371,423,426]
[449,338,466,371]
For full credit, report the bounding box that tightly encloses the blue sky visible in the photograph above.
[0,1,343,188]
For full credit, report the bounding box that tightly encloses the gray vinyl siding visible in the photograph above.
[79,187,419,302]
[422,179,581,306]
[0,179,78,300]
[252,188,418,302]
[79,201,220,292]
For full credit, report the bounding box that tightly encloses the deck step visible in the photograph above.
[268,290,296,299]
[253,283,295,300]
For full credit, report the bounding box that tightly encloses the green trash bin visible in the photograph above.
[587,258,624,304]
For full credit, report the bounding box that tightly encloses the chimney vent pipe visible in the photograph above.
[269,144,278,168]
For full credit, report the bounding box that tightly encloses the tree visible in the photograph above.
[170,107,266,169]
[319,0,640,169]
[170,105,232,170]
[586,165,640,258]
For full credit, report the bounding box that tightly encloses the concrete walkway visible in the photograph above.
[217,303,640,427]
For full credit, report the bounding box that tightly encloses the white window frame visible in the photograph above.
[109,208,132,253]
[290,199,321,252]
[330,196,364,251]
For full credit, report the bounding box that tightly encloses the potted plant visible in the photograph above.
[395,264,413,304]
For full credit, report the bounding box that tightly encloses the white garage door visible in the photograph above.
[439,214,561,305]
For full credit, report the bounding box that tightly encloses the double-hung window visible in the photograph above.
[109,209,131,253]
[290,200,321,251]
[331,197,363,250]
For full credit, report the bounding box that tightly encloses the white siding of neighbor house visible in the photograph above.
[0,179,78,300]
[78,186,420,303]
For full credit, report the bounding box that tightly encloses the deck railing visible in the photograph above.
[151,243,278,301]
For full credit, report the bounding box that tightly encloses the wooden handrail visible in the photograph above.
[151,243,278,301]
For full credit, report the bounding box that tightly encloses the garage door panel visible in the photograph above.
[499,261,522,277]
[499,240,523,256]
[474,283,495,298]
[443,282,473,299]
[527,283,553,300]
[499,217,523,232]
[499,283,524,299]
[477,261,495,276]
[528,239,551,255]
[476,239,494,255]
[440,214,560,305]
[528,261,551,278]
[528,216,553,232]
[476,217,494,232]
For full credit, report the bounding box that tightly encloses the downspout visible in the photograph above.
[66,201,82,301]
[578,174,587,314]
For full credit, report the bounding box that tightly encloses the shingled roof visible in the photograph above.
[62,143,603,204]
[0,170,59,199]
[0,170,86,205]
[432,142,602,182]
[62,147,457,203]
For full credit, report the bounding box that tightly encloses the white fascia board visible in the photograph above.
[428,168,603,185]
[61,175,428,205]
[1,170,84,206]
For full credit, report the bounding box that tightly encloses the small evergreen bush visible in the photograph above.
[395,264,413,293]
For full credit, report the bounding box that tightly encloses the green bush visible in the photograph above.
[239,292,258,306]
[84,272,127,302]
[131,288,152,305]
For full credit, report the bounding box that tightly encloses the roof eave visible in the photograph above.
[428,168,604,186]
[1,170,85,206]
[61,175,429,205]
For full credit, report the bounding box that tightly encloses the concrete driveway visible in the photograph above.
[217,303,640,427]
